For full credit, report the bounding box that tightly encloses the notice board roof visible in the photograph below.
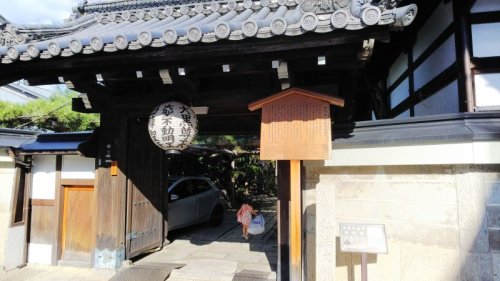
[248,87,345,111]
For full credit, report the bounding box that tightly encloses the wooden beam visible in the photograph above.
[453,0,474,112]
[53,155,62,266]
[60,179,95,186]
[30,199,55,206]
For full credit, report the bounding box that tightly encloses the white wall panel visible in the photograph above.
[61,155,95,179]
[395,110,410,120]
[387,53,408,87]
[31,156,56,200]
[415,81,459,116]
[390,78,409,109]
[414,35,456,90]
[27,243,52,265]
[471,0,500,13]
[413,1,454,60]
[475,73,500,107]
[472,23,500,58]
[326,141,500,166]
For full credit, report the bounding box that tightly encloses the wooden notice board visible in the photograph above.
[249,87,344,160]
[249,87,344,281]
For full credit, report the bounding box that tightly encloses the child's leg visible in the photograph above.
[243,225,248,237]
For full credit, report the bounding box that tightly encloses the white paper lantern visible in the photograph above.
[148,101,198,151]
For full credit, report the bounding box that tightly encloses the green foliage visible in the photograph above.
[0,90,99,132]
[232,155,276,201]
[179,135,276,206]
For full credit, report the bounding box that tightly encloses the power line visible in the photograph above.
[14,100,72,129]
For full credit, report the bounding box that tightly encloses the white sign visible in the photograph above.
[339,223,388,254]
[148,101,198,151]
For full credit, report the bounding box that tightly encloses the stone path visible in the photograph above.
[134,208,277,281]
[0,196,278,281]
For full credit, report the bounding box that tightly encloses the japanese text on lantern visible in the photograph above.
[161,104,175,146]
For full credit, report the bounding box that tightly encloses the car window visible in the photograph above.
[192,179,212,195]
[171,180,195,199]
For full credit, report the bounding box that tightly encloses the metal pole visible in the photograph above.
[361,253,368,281]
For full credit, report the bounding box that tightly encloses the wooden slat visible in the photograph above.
[30,205,56,244]
[61,179,95,186]
[31,199,55,206]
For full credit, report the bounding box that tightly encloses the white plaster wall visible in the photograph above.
[61,155,95,179]
[387,53,408,88]
[472,23,500,58]
[327,141,500,167]
[27,243,52,265]
[0,150,14,270]
[475,73,500,107]
[305,163,500,281]
[394,110,410,120]
[413,1,454,60]
[471,0,500,13]
[390,78,409,109]
[414,34,456,90]
[31,156,56,200]
[4,225,26,270]
[414,80,459,116]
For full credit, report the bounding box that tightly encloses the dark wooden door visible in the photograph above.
[125,118,164,258]
[61,186,95,262]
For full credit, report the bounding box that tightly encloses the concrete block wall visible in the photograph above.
[304,163,500,281]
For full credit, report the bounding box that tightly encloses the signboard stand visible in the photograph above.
[361,253,368,281]
[339,223,388,281]
[249,88,344,281]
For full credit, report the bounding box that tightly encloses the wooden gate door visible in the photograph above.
[125,118,164,258]
[61,186,95,263]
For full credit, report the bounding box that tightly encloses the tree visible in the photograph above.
[0,90,99,132]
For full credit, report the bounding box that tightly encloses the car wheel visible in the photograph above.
[210,205,224,226]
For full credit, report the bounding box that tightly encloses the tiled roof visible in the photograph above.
[0,0,418,64]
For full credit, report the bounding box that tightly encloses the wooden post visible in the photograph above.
[290,160,301,281]
[453,0,474,112]
[277,161,290,281]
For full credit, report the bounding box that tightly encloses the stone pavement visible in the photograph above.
[0,264,114,281]
[0,196,278,281]
[134,209,277,281]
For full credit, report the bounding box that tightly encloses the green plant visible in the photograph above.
[0,89,99,132]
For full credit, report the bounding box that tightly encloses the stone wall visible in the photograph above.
[304,163,500,281]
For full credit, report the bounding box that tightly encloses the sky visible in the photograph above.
[0,0,81,25]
